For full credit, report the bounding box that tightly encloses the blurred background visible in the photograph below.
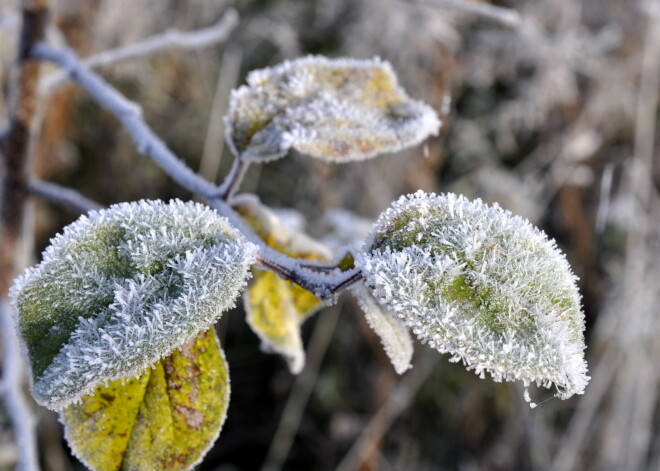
[1,0,659,470]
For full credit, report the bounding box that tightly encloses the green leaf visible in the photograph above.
[61,329,229,471]
[225,56,440,163]
[10,199,256,410]
[233,195,329,373]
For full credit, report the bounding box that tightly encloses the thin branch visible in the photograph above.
[0,4,50,470]
[31,42,220,198]
[218,157,250,200]
[255,256,362,304]
[198,46,242,182]
[29,178,103,213]
[413,0,522,28]
[1,299,39,471]
[335,351,438,471]
[42,8,239,92]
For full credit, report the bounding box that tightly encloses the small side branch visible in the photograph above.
[42,9,239,92]
[256,256,363,304]
[413,0,522,28]
[217,158,250,200]
[29,179,103,213]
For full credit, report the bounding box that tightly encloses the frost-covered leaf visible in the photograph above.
[61,329,229,471]
[225,56,441,163]
[352,283,413,374]
[245,271,306,373]
[234,195,329,373]
[10,200,257,410]
[356,191,589,401]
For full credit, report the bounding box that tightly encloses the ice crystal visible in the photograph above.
[356,191,589,401]
[10,200,258,410]
[225,55,440,162]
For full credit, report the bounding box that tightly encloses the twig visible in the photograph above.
[334,351,438,471]
[32,43,220,199]
[255,256,362,304]
[218,158,250,201]
[29,178,103,213]
[413,0,522,28]
[41,8,239,92]
[261,306,342,471]
[0,299,39,471]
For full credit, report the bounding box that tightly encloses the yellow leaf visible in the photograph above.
[290,282,324,321]
[234,195,331,372]
[61,329,229,471]
[245,270,305,373]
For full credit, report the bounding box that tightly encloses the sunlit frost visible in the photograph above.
[356,191,589,402]
[225,56,441,162]
[10,200,258,410]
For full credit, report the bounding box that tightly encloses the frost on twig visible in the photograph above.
[356,191,589,402]
[225,56,441,163]
[352,283,413,374]
[10,200,257,410]
[41,8,239,93]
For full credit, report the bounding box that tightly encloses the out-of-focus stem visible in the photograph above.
[0,3,50,470]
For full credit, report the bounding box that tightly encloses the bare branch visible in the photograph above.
[31,42,220,198]
[42,8,239,92]
[261,307,341,471]
[0,300,39,471]
[29,178,103,213]
[413,0,522,28]
[255,255,362,304]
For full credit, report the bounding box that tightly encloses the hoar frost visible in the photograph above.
[226,56,441,162]
[356,191,589,401]
[10,200,257,410]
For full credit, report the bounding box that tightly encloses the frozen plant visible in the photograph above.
[7,51,588,471]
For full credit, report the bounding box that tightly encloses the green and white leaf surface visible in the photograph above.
[356,191,589,400]
[11,199,257,409]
